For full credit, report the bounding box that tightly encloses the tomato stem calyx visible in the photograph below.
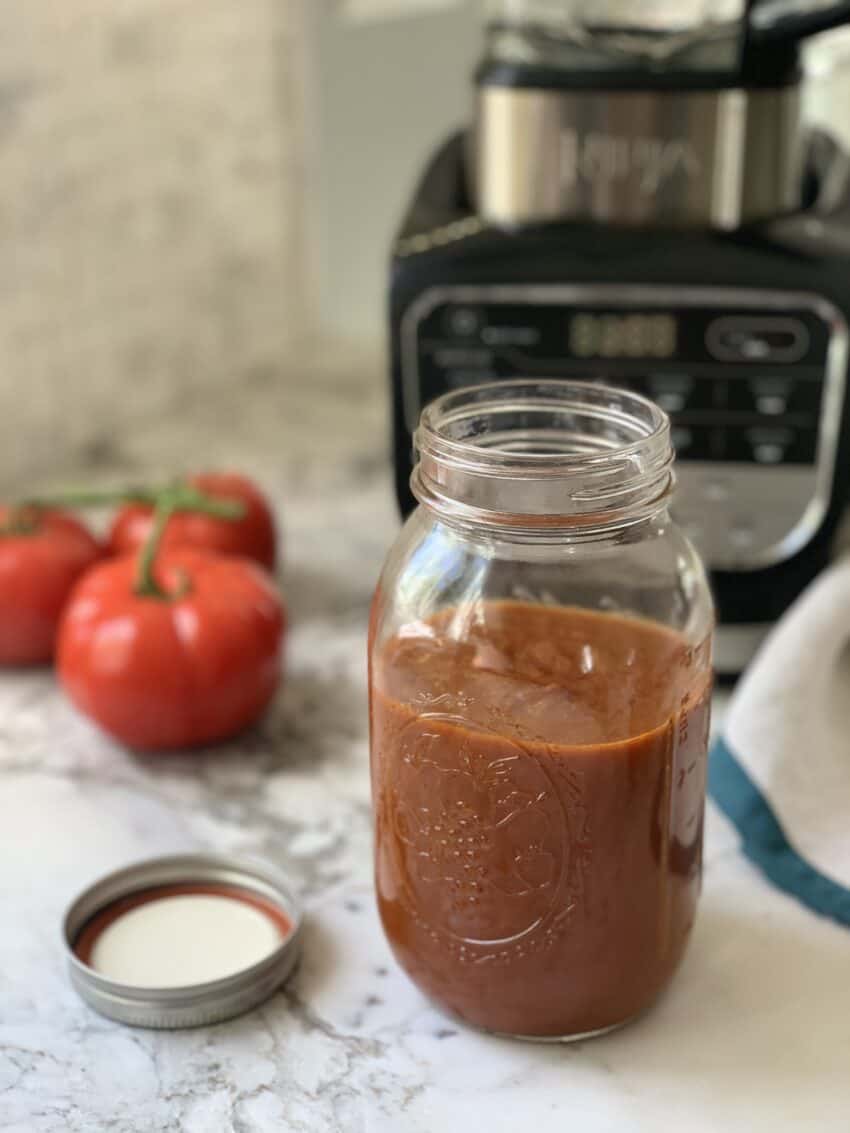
[133,486,242,600]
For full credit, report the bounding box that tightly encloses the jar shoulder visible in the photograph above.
[371,509,714,650]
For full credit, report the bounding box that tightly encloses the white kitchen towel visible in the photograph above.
[710,559,850,926]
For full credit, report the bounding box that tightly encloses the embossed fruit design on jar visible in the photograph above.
[369,381,714,1040]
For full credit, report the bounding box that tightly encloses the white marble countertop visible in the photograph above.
[2,352,849,1132]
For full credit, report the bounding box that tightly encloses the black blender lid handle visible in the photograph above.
[749,0,850,43]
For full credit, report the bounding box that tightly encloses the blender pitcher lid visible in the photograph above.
[482,0,850,85]
[482,0,753,79]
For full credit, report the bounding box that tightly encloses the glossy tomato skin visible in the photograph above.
[0,509,102,665]
[108,473,277,569]
[57,550,284,751]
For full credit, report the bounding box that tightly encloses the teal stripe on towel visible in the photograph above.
[710,737,850,928]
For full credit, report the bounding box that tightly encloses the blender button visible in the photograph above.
[755,394,788,416]
[753,443,785,464]
[656,391,687,413]
[446,308,480,338]
[740,338,771,361]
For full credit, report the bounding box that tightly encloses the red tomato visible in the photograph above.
[108,473,277,569]
[0,508,102,665]
[57,550,285,751]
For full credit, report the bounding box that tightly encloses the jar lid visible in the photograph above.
[63,853,302,1029]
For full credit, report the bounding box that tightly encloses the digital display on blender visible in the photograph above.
[407,296,832,471]
[568,313,678,359]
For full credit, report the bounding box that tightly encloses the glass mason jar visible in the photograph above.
[369,380,714,1040]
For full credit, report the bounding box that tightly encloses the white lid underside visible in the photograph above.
[89,894,284,989]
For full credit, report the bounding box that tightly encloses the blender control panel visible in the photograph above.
[400,285,848,570]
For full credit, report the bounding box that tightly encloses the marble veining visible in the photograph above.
[2,354,849,1132]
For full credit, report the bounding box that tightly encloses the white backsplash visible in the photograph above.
[0,0,303,489]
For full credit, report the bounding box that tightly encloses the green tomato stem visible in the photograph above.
[4,480,246,571]
[20,483,245,520]
[20,486,160,509]
[134,500,177,599]
[132,485,243,599]
[163,486,245,521]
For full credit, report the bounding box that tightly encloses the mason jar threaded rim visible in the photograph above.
[412,379,675,534]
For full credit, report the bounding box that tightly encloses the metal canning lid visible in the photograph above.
[63,853,302,1029]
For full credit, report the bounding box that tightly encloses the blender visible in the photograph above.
[389,0,850,673]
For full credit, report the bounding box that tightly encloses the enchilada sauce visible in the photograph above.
[370,601,711,1037]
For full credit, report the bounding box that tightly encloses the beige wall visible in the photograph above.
[0,0,302,488]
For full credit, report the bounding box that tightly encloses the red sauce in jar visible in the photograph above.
[370,601,712,1038]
